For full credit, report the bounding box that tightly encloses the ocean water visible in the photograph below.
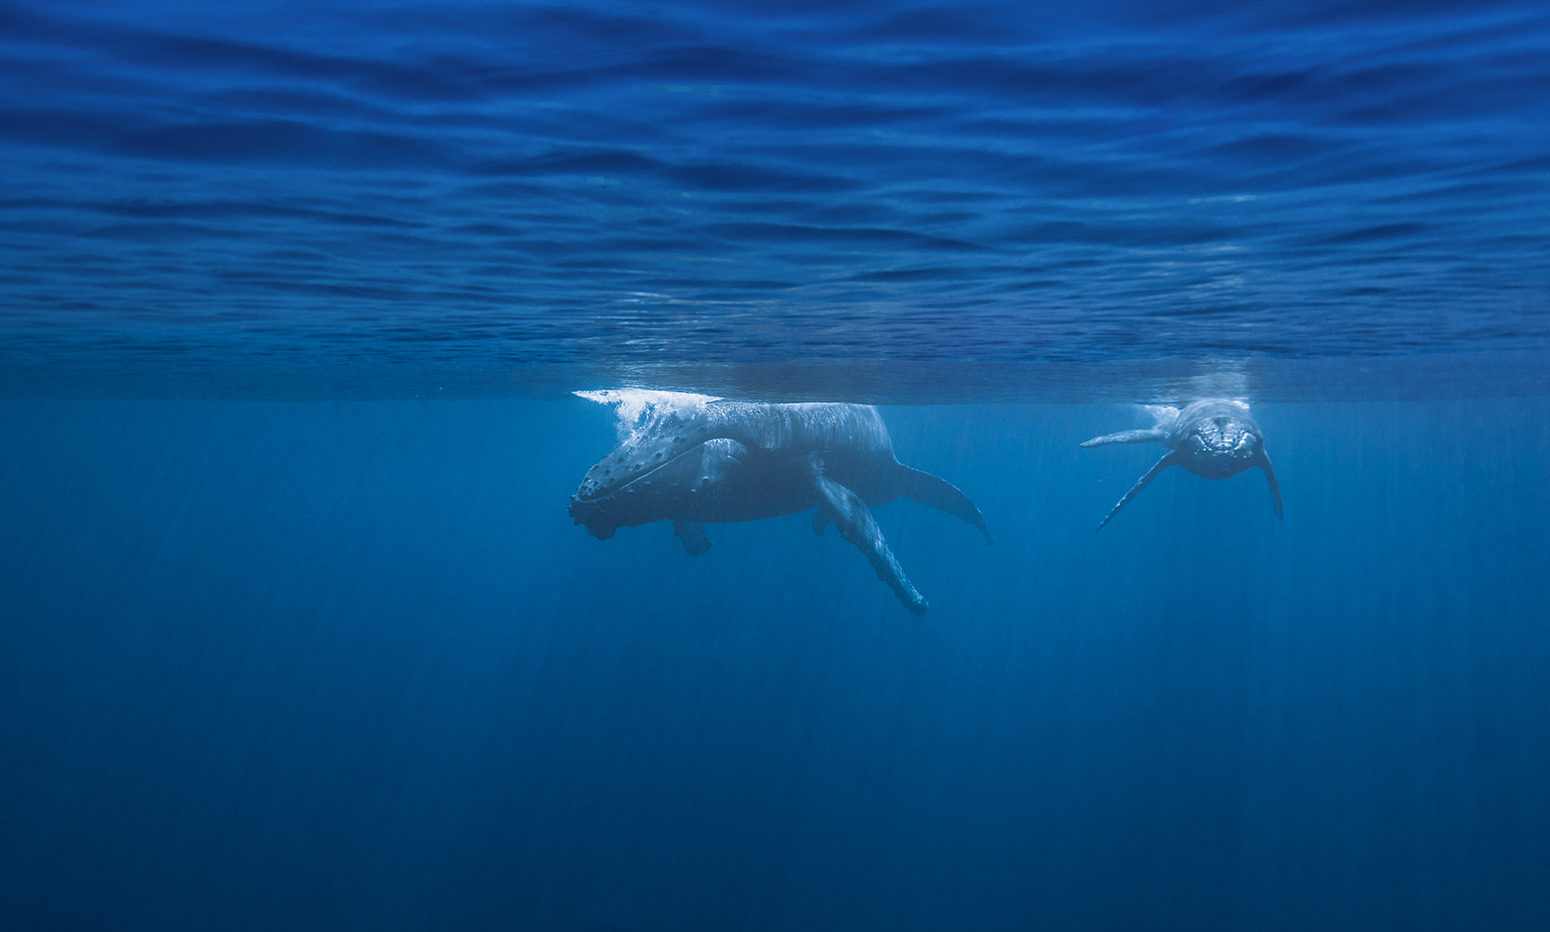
[2,1,1548,930]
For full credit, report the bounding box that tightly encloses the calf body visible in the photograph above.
[1081,399,1284,531]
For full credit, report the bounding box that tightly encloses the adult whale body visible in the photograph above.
[1081,399,1284,531]
[569,391,991,615]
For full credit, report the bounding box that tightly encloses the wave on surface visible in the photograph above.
[0,0,1546,401]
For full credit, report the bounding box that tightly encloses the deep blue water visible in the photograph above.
[3,1,1550,930]
[3,399,1549,930]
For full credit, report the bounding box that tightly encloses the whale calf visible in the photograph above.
[569,391,991,615]
[1081,399,1284,531]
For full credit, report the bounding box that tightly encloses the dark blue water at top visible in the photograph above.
[3,3,1550,931]
[1,0,1547,399]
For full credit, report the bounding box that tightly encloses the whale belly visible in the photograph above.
[675,440,817,523]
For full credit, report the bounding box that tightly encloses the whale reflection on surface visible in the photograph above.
[1082,399,1284,531]
[568,391,991,615]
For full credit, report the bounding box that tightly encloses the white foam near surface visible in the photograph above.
[1139,397,1254,429]
[574,389,722,442]
[1170,360,1251,404]
[1142,404,1182,428]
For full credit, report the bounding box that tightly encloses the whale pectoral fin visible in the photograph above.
[897,466,992,544]
[673,520,711,555]
[1096,451,1177,532]
[812,509,833,537]
[1257,451,1284,520]
[1080,428,1170,448]
[812,472,928,616]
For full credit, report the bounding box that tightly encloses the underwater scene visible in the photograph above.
[2,1,1548,930]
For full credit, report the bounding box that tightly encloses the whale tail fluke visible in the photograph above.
[1096,451,1177,532]
[1258,451,1284,520]
[897,466,993,544]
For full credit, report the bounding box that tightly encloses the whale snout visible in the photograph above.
[569,455,692,539]
[567,494,618,539]
[1196,416,1252,453]
[1180,414,1262,479]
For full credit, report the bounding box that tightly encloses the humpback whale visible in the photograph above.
[569,391,991,615]
[1081,399,1283,531]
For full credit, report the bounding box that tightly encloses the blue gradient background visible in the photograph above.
[3,399,1548,929]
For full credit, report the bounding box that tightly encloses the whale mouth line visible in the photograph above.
[575,444,704,504]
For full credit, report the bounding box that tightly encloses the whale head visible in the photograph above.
[569,442,686,537]
[569,390,723,538]
[1174,400,1263,479]
[569,437,751,537]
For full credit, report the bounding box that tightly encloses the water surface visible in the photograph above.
[2,0,1546,399]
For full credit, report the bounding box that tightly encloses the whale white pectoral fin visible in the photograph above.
[811,471,928,615]
[1257,451,1284,520]
[673,520,711,555]
[1080,428,1170,448]
[1096,451,1177,532]
[896,466,992,544]
[812,509,833,537]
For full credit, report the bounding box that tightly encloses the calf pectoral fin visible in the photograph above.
[896,466,992,544]
[812,509,833,536]
[813,474,928,616]
[1080,428,1170,448]
[673,520,711,555]
[1096,451,1177,532]
[1258,451,1285,520]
